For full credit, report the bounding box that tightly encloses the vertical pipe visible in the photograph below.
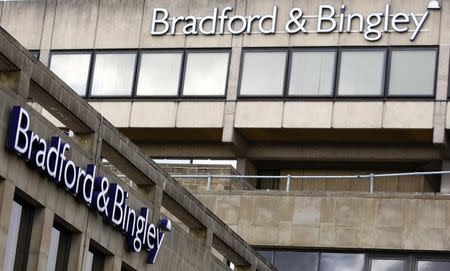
[370,173,375,194]
[286,175,291,192]
[207,174,212,191]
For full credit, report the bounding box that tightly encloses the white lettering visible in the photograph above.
[151,8,170,35]
[410,12,429,40]
[317,5,336,33]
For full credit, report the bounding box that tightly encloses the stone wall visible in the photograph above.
[160,164,254,192]
[196,191,450,251]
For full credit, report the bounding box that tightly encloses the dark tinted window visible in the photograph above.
[274,251,318,271]
[320,253,364,271]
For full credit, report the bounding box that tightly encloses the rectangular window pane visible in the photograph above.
[47,227,60,271]
[48,224,72,271]
[417,260,450,271]
[50,53,91,96]
[370,259,405,271]
[182,52,229,96]
[257,250,274,265]
[3,201,22,271]
[85,246,105,271]
[320,253,364,271]
[289,51,336,96]
[85,251,94,271]
[30,50,39,59]
[274,251,318,271]
[240,51,287,96]
[3,199,33,271]
[388,50,436,96]
[91,53,137,96]
[338,50,385,96]
[136,53,182,96]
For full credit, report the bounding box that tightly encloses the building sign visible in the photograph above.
[150,4,438,41]
[5,106,171,264]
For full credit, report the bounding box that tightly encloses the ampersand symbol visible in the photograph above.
[94,176,110,217]
[285,8,307,34]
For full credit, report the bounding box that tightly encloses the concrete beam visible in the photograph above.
[246,144,441,162]
[222,102,248,157]
[137,142,234,159]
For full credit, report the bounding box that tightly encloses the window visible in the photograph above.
[30,50,39,59]
[50,53,92,96]
[182,52,229,96]
[85,246,105,271]
[240,51,287,96]
[121,262,136,271]
[417,260,450,271]
[274,251,318,271]
[257,250,274,265]
[136,52,182,96]
[288,51,336,96]
[3,199,34,271]
[47,223,72,271]
[388,50,436,96]
[319,253,364,271]
[91,53,137,96]
[370,259,406,271]
[337,50,386,96]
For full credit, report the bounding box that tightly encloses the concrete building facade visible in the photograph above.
[1,0,450,270]
[0,25,273,271]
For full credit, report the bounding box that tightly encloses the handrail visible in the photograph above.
[171,170,450,193]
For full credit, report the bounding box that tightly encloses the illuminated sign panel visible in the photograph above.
[6,106,170,264]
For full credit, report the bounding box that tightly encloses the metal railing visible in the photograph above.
[172,170,450,193]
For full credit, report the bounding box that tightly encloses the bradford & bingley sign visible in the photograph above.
[6,106,171,264]
[150,3,439,41]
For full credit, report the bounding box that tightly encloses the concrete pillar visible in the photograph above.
[68,231,87,271]
[139,185,163,225]
[26,208,54,271]
[441,161,450,193]
[80,235,91,271]
[191,226,213,271]
[236,158,257,188]
[236,158,257,175]
[38,0,57,65]
[0,69,29,98]
[17,71,30,98]
[0,180,14,269]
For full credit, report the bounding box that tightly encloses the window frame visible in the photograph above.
[86,240,111,271]
[3,196,35,271]
[47,47,438,100]
[238,48,290,98]
[49,48,231,100]
[180,49,231,98]
[366,254,410,271]
[413,255,450,271]
[335,47,388,98]
[287,48,338,98]
[238,46,438,100]
[134,50,184,98]
[89,50,139,99]
[47,217,78,271]
[386,47,439,98]
[49,50,94,98]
